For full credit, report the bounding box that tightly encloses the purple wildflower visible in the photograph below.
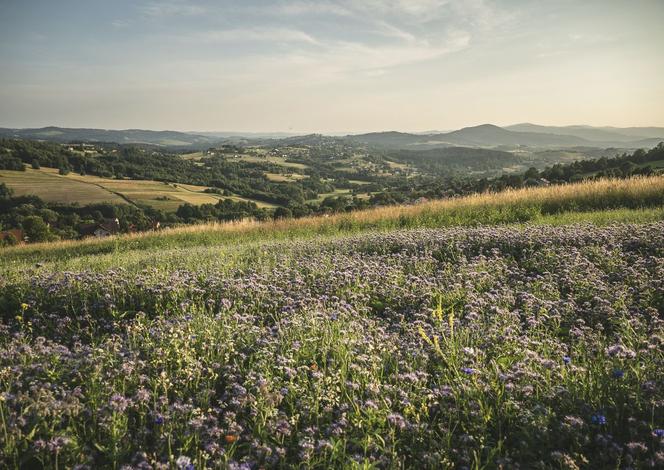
[591,414,607,425]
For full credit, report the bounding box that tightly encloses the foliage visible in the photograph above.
[2,175,664,262]
[2,138,663,244]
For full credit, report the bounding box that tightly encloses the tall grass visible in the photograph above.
[3,175,664,266]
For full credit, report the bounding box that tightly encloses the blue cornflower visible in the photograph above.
[185,464,194,470]
[563,356,571,365]
[612,368,624,379]
[591,414,607,425]
[654,429,664,437]
[460,367,476,375]
[154,415,164,425]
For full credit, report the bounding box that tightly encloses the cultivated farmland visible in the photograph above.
[0,168,275,211]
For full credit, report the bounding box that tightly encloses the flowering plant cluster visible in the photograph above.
[0,223,663,468]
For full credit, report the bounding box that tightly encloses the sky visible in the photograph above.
[1,0,663,133]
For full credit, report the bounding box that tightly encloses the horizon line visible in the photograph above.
[2,122,664,136]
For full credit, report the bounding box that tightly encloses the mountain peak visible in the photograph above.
[461,123,504,131]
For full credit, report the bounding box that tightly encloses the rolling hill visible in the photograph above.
[433,124,589,147]
[506,123,664,146]
[2,123,663,150]
[391,146,522,173]
[0,126,217,147]
[350,124,664,150]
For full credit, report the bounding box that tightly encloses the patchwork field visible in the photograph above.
[0,168,277,211]
[0,168,127,205]
[264,172,308,183]
[234,154,309,170]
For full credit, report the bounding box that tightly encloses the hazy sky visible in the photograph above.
[1,0,663,132]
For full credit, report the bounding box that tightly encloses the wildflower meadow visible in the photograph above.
[1,221,663,468]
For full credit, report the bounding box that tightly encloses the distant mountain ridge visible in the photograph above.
[349,123,664,149]
[0,126,216,147]
[505,123,664,143]
[434,124,589,147]
[1,123,662,149]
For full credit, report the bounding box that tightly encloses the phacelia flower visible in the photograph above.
[591,414,607,425]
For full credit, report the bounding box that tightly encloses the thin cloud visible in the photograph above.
[269,1,351,17]
[111,19,131,28]
[373,21,419,43]
[140,1,206,17]
[326,30,470,74]
[184,28,321,46]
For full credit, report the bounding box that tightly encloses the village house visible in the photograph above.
[525,178,551,187]
[79,218,121,238]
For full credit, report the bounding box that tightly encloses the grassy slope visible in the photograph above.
[2,175,664,271]
[0,167,278,211]
[2,177,663,468]
[0,168,127,205]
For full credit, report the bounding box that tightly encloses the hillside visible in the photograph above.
[2,141,663,244]
[390,146,521,173]
[0,167,275,211]
[0,126,217,147]
[4,175,664,263]
[346,131,433,148]
[4,123,663,151]
[348,124,664,150]
[507,123,664,142]
[435,124,590,147]
[1,175,663,469]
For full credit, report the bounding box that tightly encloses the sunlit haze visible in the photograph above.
[1,0,663,132]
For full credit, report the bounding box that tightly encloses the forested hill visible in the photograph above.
[390,147,520,173]
[0,127,215,147]
[3,123,664,150]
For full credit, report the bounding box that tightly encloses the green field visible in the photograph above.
[1,176,663,469]
[234,154,309,170]
[635,158,664,169]
[264,172,308,182]
[180,151,206,160]
[3,175,663,268]
[0,167,278,211]
[0,168,128,205]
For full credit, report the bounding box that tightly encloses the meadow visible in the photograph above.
[3,175,664,268]
[0,168,127,206]
[1,176,663,469]
[0,168,274,212]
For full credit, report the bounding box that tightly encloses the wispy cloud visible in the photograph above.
[140,1,206,17]
[183,28,321,45]
[269,1,352,17]
[372,0,450,18]
[111,19,131,29]
[372,21,419,43]
[332,31,469,76]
